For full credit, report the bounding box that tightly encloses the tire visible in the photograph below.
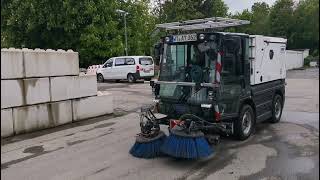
[115,80,121,83]
[144,78,151,81]
[127,74,136,83]
[269,94,283,123]
[97,74,104,83]
[234,104,255,141]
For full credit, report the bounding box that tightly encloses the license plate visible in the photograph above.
[172,34,197,42]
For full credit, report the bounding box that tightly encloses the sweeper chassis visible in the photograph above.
[139,105,228,145]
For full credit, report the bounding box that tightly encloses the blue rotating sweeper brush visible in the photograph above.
[161,129,213,159]
[130,131,167,158]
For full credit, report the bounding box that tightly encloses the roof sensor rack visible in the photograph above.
[156,17,250,31]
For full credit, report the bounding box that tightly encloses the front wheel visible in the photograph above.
[97,74,104,83]
[269,94,283,123]
[234,105,255,141]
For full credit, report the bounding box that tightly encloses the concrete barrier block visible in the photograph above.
[23,78,50,105]
[48,100,73,126]
[50,75,97,101]
[1,108,14,137]
[1,80,24,109]
[1,78,50,108]
[1,48,24,79]
[72,94,113,121]
[13,104,50,134]
[23,49,79,77]
[13,100,72,134]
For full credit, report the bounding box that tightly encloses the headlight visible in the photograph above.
[199,34,205,40]
[165,36,170,42]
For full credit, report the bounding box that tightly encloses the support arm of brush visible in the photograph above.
[136,131,166,143]
[198,123,233,135]
[169,129,204,138]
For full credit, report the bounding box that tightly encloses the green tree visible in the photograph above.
[117,0,156,56]
[268,0,294,39]
[290,0,319,54]
[199,0,228,17]
[251,2,270,35]
[1,0,156,67]
[231,2,270,35]
[64,0,123,66]
[161,0,228,22]
[231,9,252,34]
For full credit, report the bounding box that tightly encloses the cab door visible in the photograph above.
[113,58,127,79]
[220,35,250,117]
[101,58,114,80]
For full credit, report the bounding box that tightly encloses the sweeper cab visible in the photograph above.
[131,17,286,159]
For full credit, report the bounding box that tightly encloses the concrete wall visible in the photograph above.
[1,48,80,79]
[23,78,50,105]
[50,75,97,101]
[1,80,24,109]
[13,100,73,134]
[24,49,79,77]
[285,50,304,70]
[1,78,50,108]
[72,94,113,121]
[1,108,14,137]
[302,49,310,59]
[1,48,24,79]
[1,48,113,138]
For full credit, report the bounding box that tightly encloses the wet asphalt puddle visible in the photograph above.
[1,117,318,180]
[1,120,117,170]
[169,122,319,180]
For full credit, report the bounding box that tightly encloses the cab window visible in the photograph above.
[115,58,126,66]
[139,58,153,65]
[125,58,135,65]
[104,59,113,67]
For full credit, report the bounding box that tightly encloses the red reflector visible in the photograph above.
[136,65,144,71]
[169,119,182,129]
[215,112,221,121]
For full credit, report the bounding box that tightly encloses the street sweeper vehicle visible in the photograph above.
[130,17,287,159]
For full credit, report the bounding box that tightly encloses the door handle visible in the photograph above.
[239,76,245,89]
[240,79,245,89]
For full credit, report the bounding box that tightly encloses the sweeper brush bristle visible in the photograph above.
[161,130,213,159]
[130,131,167,158]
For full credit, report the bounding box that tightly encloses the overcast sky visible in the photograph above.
[223,0,277,13]
[151,0,299,14]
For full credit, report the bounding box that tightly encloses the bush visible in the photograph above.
[304,55,319,66]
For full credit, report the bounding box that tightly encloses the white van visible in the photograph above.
[96,56,154,83]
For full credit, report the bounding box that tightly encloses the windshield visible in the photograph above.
[159,40,219,83]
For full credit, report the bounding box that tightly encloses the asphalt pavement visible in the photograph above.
[1,68,319,180]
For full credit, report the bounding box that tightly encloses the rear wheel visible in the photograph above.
[269,94,283,123]
[234,105,255,140]
[127,74,136,83]
[97,74,104,83]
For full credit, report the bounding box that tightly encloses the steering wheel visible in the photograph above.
[190,65,203,83]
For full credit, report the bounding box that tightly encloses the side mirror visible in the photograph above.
[154,43,161,64]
